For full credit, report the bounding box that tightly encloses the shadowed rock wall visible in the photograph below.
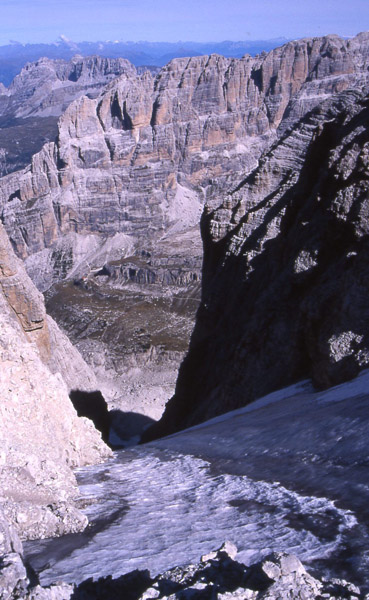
[145,85,369,437]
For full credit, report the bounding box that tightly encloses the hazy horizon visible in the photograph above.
[3,35,292,47]
[1,0,368,47]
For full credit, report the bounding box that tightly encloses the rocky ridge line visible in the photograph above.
[1,33,368,292]
[0,55,136,176]
[0,55,136,119]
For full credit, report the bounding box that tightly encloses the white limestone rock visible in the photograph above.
[0,222,111,540]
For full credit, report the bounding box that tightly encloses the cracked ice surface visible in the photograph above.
[25,372,369,589]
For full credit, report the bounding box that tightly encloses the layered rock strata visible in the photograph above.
[145,84,369,437]
[1,33,369,292]
[0,55,136,119]
[2,33,369,431]
[0,221,99,391]
[0,55,135,175]
[0,222,110,540]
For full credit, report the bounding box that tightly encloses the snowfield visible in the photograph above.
[25,370,369,590]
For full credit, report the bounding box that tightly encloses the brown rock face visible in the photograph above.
[0,222,110,539]
[144,84,369,438]
[1,33,369,291]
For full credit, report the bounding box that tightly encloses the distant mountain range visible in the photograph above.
[0,37,290,85]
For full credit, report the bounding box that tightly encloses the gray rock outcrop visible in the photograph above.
[0,222,111,540]
[0,221,98,392]
[0,539,73,600]
[0,55,136,120]
[10,543,361,600]
[0,55,135,176]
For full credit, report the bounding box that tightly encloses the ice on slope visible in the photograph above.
[27,449,356,586]
[25,370,369,589]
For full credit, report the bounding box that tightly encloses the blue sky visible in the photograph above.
[1,0,368,45]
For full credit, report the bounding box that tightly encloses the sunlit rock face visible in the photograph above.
[0,222,110,540]
[0,55,136,176]
[145,83,369,438]
[1,55,136,119]
[1,33,368,291]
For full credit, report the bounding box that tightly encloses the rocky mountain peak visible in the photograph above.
[5,54,136,118]
[2,33,369,293]
[0,54,140,177]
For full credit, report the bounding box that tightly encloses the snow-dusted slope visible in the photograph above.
[25,370,369,590]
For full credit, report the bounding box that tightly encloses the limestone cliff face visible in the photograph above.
[0,221,99,391]
[0,55,136,119]
[144,85,369,437]
[0,222,110,540]
[0,55,135,177]
[1,33,368,291]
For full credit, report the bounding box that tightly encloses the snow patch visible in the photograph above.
[31,449,354,586]
[24,369,369,589]
[164,184,203,235]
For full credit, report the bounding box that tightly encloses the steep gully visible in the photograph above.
[3,33,369,595]
[146,84,369,439]
[2,32,369,428]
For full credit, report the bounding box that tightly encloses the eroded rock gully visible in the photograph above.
[44,275,201,426]
[1,32,369,598]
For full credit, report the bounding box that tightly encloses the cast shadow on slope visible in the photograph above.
[68,548,356,599]
[70,551,251,600]
[69,390,154,448]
